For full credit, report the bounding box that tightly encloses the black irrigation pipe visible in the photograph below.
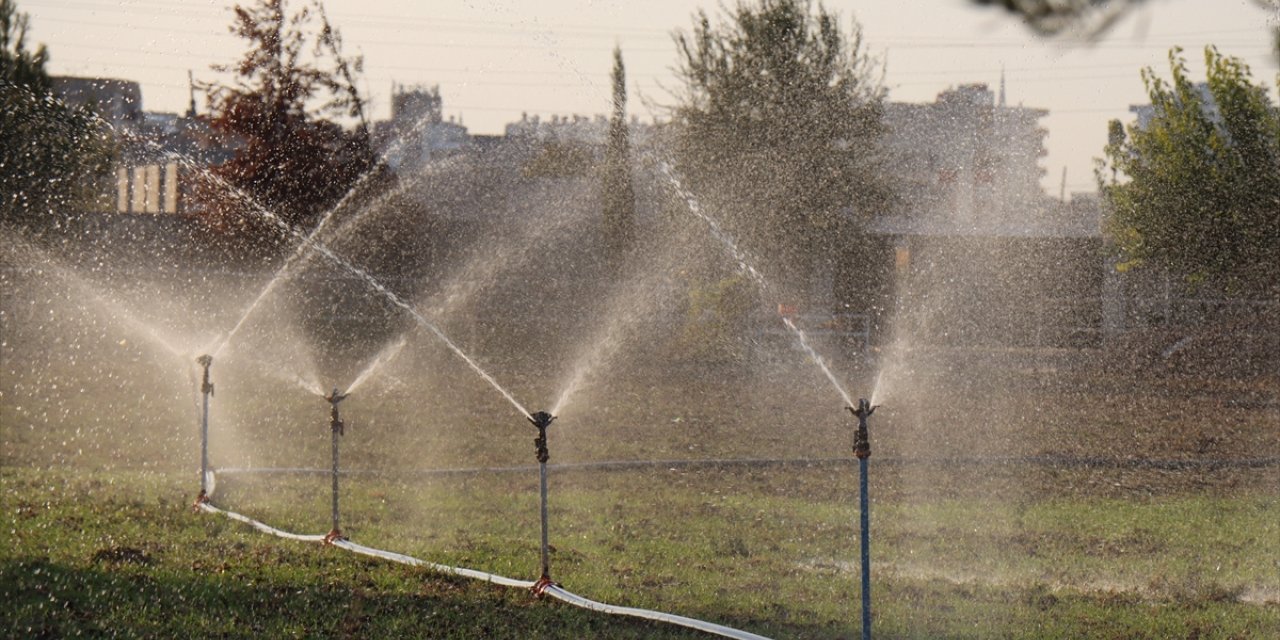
[213,454,1280,480]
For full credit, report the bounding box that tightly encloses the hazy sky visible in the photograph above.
[20,0,1280,195]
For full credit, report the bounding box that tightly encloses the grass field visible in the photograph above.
[2,468,709,639]
[3,254,1279,637]
[5,460,1277,638]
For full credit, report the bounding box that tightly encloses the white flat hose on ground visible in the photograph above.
[333,540,769,639]
[331,539,536,589]
[542,585,773,640]
[201,469,773,639]
[197,502,327,543]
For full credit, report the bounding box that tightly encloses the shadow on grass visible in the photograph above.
[1,552,814,639]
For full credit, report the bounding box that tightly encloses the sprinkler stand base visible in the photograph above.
[191,490,210,512]
[323,529,346,545]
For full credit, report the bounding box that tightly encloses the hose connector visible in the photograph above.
[847,398,876,459]
[192,489,210,512]
[532,574,557,596]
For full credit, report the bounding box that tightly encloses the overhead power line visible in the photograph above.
[26,8,1271,53]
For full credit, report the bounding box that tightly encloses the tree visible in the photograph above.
[669,0,891,302]
[1097,47,1280,294]
[602,46,635,260]
[198,0,374,248]
[1,0,112,227]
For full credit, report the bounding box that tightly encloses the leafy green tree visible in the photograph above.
[198,0,373,248]
[1,0,112,227]
[669,0,891,302]
[602,46,635,260]
[1098,47,1280,294]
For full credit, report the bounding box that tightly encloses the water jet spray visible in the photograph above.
[528,410,557,592]
[657,161,857,407]
[194,355,214,507]
[324,388,349,543]
[847,398,876,640]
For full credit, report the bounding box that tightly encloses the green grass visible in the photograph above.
[0,468,707,639]
[10,462,1274,639]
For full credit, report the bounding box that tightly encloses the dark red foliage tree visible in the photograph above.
[198,0,373,250]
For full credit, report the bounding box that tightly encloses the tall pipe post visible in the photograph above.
[848,398,876,640]
[528,410,556,591]
[324,388,348,543]
[195,355,214,506]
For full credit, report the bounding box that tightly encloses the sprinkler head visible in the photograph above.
[848,398,876,460]
[849,398,877,421]
[528,411,556,430]
[529,411,555,464]
[325,388,348,405]
[197,354,214,395]
[325,389,348,435]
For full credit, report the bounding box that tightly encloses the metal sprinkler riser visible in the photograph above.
[324,388,349,544]
[528,410,557,591]
[847,397,877,640]
[194,354,215,508]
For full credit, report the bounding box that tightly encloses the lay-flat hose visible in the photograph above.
[541,585,772,640]
[200,469,772,639]
[331,539,537,589]
[197,502,327,543]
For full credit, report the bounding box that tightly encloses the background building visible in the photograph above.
[881,81,1056,234]
[50,76,142,131]
[372,84,470,172]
